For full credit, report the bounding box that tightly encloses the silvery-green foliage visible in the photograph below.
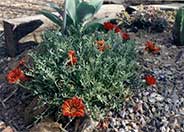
[25,30,140,119]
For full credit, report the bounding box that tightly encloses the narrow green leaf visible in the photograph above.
[66,0,77,25]
[48,3,64,17]
[40,10,63,27]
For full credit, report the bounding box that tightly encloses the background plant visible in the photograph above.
[23,30,140,120]
[173,7,184,46]
[118,5,176,32]
[41,0,113,34]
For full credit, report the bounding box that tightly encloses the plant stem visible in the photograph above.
[17,82,28,89]
[3,87,19,103]
[63,0,67,34]
[64,117,75,129]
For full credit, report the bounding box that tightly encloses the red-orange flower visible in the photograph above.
[145,41,160,54]
[68,50,76,57]
[103,22,115,30]
[68,50,77,65]
[18,58,25,66]
[61,97,85,117]
[6,67,28,84]
[96,40,110,52]
[68,56,78,65]
[96,40,105,47]
[114,27,121,33]
[145,75,156,86]
[121,32,130,40]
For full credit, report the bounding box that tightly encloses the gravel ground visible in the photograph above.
[102,31,184,132]
[1,30,183,132]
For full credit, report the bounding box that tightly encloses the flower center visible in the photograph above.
[70,107,77,113]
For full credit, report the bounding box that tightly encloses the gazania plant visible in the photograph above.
[6,67,28,84]
[21,28,140,120]
[62,96,85,117]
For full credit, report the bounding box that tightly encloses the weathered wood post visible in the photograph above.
[3,19,43,57]
[3,21,17,57]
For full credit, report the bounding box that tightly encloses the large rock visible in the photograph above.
[95,4,125,18]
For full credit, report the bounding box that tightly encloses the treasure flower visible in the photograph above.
[68,50,77,65]
[145,41,160,54]
[68,50,76,57]
[114,26,121,33]
[61,97,85,117]
[96,40,110,52]
[6,67,28,84]
[121,32,130,40]
[103,22,115,30]
[145,74,156,86]
[96,40,105,52]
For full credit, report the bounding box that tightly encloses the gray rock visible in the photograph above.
[148,92,164,103]
[119,128,125,132]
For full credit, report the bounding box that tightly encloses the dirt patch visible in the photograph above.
[0,0,64,28]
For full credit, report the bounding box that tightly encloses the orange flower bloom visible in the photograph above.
[96,40,110,52]
[61,97,85,117]
[68,56,78,65]
[6,67,28,84]
[98,46,106,52]
[68,50,77,65]
[145,41,160,54]
[96,40,105,47]
[68,50,76,57]
[103,22,115,30]
[145,75,156,86]
[121,32,130,40]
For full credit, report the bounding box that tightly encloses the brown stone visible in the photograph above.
[30,118,62,132]
[24,97,47,124]
[2,126,14,132]
[0,121,6,130]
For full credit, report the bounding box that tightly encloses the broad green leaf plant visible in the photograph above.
[40,0,112,34]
